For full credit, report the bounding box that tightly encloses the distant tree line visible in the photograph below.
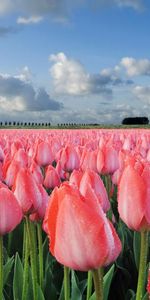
[122,117,149,125]
[57,123,100,128]
[0,121,51,127]
[0,122,103,128]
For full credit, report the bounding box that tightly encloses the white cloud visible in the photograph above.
[49,52,91,95]
[120,57,150,76]
[17,15,43,24]
[133,85,150,103]
[15,66,32,82]
[49,52,127,96]
[0,72,63,112]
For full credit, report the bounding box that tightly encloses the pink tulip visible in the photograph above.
[35,141,54,167]
[13,168,43,214]
[3,159,21,188]
[44,165,61,189]
[0,145,4,162]
[0,187,22,235]
[13,148,28,167]
[59,145,80,172]
[0,162,3,181]
[118,162,150,231]
[55,160,67,180]
[44,182,121,271]
[70,169,110,212]
[29,160,44,184]
[97,146,119,175]
[30,184,49,221]
[80,149,97,172]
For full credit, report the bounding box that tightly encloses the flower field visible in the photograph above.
[0,128,150,300]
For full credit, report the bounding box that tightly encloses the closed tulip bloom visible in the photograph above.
[30,184,49,222]
[97,146,119,175]
[29,160,44,184]
[0,188,23,235]
[118,163,150,231]
[56,160,67,180]
[0,145,4,162]
[45,183,121,271]
[35,141,54,167]
[70,169,110,212]
[60,145,80,172]
[0,162,3,181]
[3,159,21,188]
[11,140,23,157]
[14,168,43,214]
[44,165,61,189]
[80,149,97,172]
[13,149,28,167]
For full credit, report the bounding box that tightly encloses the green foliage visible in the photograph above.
[133,231,141,271]
[3,256,14,287]
[103,264,115,300]
[13,253,23,300]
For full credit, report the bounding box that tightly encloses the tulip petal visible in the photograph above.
[118,165,146,231]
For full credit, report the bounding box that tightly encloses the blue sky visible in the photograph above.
[0,0,150,124]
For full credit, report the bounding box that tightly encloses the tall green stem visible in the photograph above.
[105,175,112,198]
[22,220,26,263]
[86,271,93,300]
[37,222,43,290]
[22,220,29,300]
[92,268,103,300]
[136,230,149,300]
[7,231,13,255]
[26,217,38,300]
[64,266,70,300]
[0,236,3,300]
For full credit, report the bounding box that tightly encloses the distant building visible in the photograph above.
[122,117,149,125]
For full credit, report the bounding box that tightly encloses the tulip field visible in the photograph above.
[1,128,150,300]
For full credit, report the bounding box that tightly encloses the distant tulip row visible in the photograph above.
[0,128,150,300]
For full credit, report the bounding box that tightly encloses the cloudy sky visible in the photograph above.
[0,0,150,124]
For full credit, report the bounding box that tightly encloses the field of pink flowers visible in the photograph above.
[0,128,150,300]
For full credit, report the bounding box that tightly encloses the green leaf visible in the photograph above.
[78,279,87,295]
[142,292,148,300]
[89,265,115,300]
[13,253,23,300]
[71,270,82,300]
[133,231,141,270]
[58,280,64,300]
[26,267,33,300]
[3,256,14,286]
[125,289,136,300]
[37,284,45,300]
[103,264,115,300]
[89,292,96,300]
[44,260,58,300]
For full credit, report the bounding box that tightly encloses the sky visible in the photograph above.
[0,0,150,125]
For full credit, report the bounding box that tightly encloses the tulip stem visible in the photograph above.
[92,268,103,300]
[105,175,112,198]
[0,235,3,300]
[86,271,93,300]
[26,217,38,300]
[64,266,70,300]
[22,221,29,300]
[37,222,44,290]
[136,230,149,300]
[7,231,13,255]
